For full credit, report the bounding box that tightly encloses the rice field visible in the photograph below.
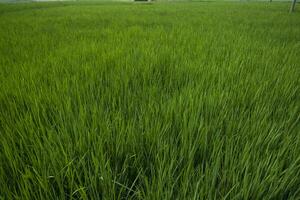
[0,1,300,199]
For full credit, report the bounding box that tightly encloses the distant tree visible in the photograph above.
[290,0,297,12]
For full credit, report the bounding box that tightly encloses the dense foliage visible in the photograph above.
[0,2,300,199]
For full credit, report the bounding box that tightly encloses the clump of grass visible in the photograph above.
[0,1,300,199]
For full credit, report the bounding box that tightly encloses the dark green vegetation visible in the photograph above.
[0,2,300,199]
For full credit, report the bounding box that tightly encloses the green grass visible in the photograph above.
[0,1,300,199]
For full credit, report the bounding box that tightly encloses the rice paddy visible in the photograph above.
[0,1,300,199]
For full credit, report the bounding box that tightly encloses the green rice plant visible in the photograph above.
[0,1,299,199]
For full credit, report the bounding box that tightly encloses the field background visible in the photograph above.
[0,1,300,199]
